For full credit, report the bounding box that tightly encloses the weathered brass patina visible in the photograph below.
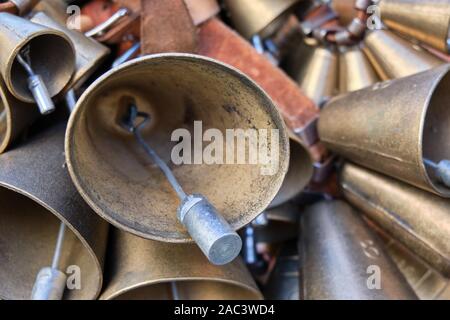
[223,0,300,39]
[31,12,110,90]
[319,64,450,197]
[66,54,289,243]
[363,28,442,80]
[340,163,450,276]
[339,46,379,93]
[380,0,450,53]
[0,124,108,300]
[0,77,38,154]
[100,229,262,300]
[300,200,417,300]
[0,13,75,102]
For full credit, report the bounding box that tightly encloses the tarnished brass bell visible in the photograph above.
[223,0,300,39]
[319,64,450,197]
[300,200,417,300]
[363,28,442,80]
[0,76,38,154]
[0,13,75,111]
[340,163,450,276]
[339,45,379,93]
[380,0,450,53]
[30,12,110,90]
[379,231,450,300]
[0,124,108,300]
[291,45,338,106]
[100,229,263,300]
[66,54,289,263]
[269,134,313,208]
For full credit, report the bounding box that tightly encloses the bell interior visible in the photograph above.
[68,56,287,242]
[0,187,101,300]
[113,280,259,300]
[10,33,74,100]
[423,69,450,194]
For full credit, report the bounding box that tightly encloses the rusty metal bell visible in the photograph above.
[300,200,417,300]
[363,28,442,80]
[380,0,450,53]
[0,76,39,154]
[339,45,379,93]
[340,163,450,276]
[30,12,110,91]
[269,134,313,208]
[223,0,300,39]
[0,13,76,103]
[0,124,108,300]
[291,45,338,107]
[66,54,289,262]
[319,64,450,197]
[100,228,262,300]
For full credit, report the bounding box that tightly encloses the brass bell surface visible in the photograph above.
[269,134,313,208]
[66,53,289,243]
[380,0,450,53]
[0,124,108,300]
[319,64,450,197]
[223,0,300,39]
[30,12,110,90]
[339,46,379,93]
[0,76,38,153]
[293,45,338,107]
[0,13,76,103]
[363,28,442,80]
[340,163,450,276]
[300,200,417,300]
[100,229,263,300]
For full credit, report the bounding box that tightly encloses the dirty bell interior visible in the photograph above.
[0,0,449,303]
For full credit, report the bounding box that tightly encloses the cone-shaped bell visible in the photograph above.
[66,54,289,245]
[223,0,300,39]
[363,29,442,80]
[0,77,39,153]
[100,228,263,300]
[340,163,450,276]
[300,200,417,300]
[269,134,313,208]
[339,46,379,93]
[380,0,450,53]
[319,64,450,197]
[0,124,108,299]
[0,13,76,103]
[377,229,450,300]
[30,12,110,90]
[291,45,338,107]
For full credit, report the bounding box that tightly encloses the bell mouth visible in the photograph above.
[0,186,103,300]
[104,279,262,300]
[422,68,450,196]
[9,31,75,102]
[66,54,289,242]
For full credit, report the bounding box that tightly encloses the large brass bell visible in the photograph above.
[300,200,417,300]
[223,0,300,39]
[363,28,442,80]
[0,13,76,113]
[0,77,38,153]
[0,124,108,300]
[66,54,289,265]
[380,0,450,53]
[340,163,450,276]
[100,229,263,300]
[319,64,450,197]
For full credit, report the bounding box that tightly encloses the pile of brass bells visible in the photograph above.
[0,0,449,301]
